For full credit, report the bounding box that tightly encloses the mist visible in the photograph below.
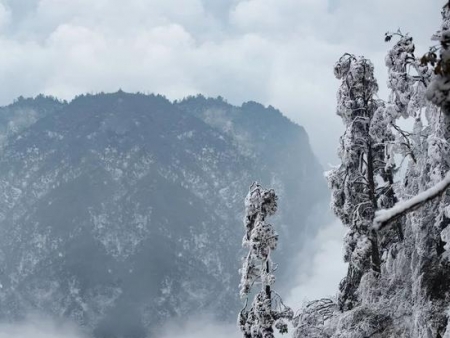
[153,220,346,338]
[156,316,240,338]
[155,220,346,338]
[286,220,346,307]
[0,219,346,338]
[0,315,87,338]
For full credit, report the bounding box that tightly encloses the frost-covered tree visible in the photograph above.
[327,54,397,311]
[293,299,338,338]
[293,6,450,336]
[426,2,450,115]
[238,183,293,338]
[372,31,432,268]
[373,7,450,336]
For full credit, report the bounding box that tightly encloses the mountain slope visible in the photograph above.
[0,92,327,337]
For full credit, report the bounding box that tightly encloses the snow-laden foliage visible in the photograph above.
[426,3,450,114]
[385,31,432,120]
[293,5,450,336]
[238,183,293,338]
[293,299,338,338]
[375,172,450,228]
[365,25,450,337]
[326,54,396,311]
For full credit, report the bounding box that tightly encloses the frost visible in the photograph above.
[295,19,450,337]
[177,130,195,140]
[327,53,389,310]
[374,171,450,228]
[426,5,450,114]
[238,183,292,338]
[89,203,152,260]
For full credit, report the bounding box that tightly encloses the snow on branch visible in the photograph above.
[238,183,293,338]
[374,171,450,230]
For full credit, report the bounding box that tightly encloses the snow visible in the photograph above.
[239,183,292,337]
[374,171,450,229]
[295,14,450,336]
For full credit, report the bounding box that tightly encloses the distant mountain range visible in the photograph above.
[0,92,328,337]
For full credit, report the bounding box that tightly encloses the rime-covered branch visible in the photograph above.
[293,7,450,337]
[374,171,450,229]
[425,3,450,114]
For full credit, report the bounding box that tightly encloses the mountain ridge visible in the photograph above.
[0,91,328,337]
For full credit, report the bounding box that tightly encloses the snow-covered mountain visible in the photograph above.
[0,92,327,337]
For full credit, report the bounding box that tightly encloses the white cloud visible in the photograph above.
[230,0,328,36]
[0,2,10,30]
[286,220,347,308]
[0,315,86,338]
[156,316,240,338]
[0,0,443,164]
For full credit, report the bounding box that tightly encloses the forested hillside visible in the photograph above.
[0,92,327,337]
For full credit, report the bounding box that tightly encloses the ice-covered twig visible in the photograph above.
[374,171,450,229]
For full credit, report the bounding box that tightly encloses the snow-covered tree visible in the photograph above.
[293,7,450,336]
[293,299,338,338]
[326,53,397,311]
[374,7,450,336]
[238,183,293,338]
[292,15,450,334]
[426,2,450,115]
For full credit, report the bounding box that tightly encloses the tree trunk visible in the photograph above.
[367,144,381,273]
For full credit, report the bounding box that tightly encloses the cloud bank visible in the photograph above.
[156,316,240,338]
[0,315,86,338]
[286,220,347,307]
[0,0,443,163]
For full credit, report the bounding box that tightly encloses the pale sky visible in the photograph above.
[0,0,443,164]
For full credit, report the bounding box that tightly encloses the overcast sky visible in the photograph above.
[0,0,443,163]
